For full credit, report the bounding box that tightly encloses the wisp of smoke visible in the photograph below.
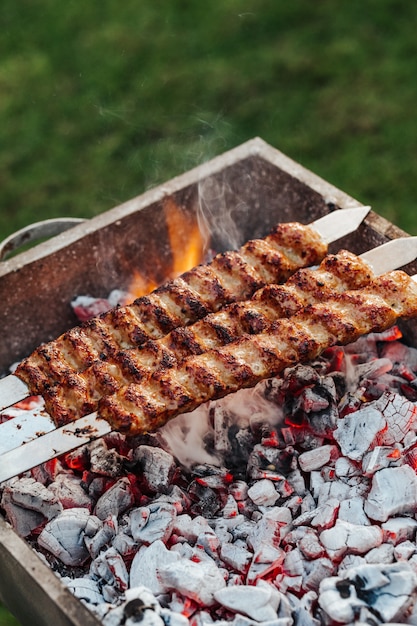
[157,381,284,469]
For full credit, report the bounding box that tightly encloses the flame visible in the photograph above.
[165,198,206,276]
[125,198,207,302]
[126,271,159,302]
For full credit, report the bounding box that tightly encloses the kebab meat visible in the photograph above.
[38,249,374,425]
[98,270,417,435]
[15,221,326,398]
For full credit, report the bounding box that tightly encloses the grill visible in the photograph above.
[1,137,417,626]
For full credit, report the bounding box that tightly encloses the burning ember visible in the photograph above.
[3,304,417,625]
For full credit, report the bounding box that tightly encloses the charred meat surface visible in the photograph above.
[99,271,417,435]
[15,222,326,398]
[38,250,371,425]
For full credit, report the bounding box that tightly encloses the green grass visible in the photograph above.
[0,605,19,626]
[1,1,417,623]
[1,0,417,246]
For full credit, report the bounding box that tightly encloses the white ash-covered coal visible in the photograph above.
[3,293,417,625]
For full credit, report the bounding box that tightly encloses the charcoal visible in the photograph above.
[297,387,330,414]
[354,357,393,382]
[212,519,233,544]
[229,518,256,542]
[172,513,215,544]
[310,498,339,531]
[247,507,291,553]
[381,517,417,544]
[298,445,338,473]
[49,473,93,510]
[337,554,366,575]
[381,340,417,372]
[214,584,278,622]
[156,484,192,514]
[231,618,290,626]
[188,481,222,518]
[394,539,416,561]
[94,477,136,520]
[283,547,306,577]
[1,476,62,520]
[228,480,249,502]
[85,515,118,559]
[225,424,256,476]
[213,405,234,455]
[374,391,417,445]
[170,542,193,560]
[222,494,239,518]
[307,402,339,440]
[309,471,324,501]
[334,456,360,478]
[338,497,369,527]
[278,574,303,594]
[90,546,129,593]
[130,502,177,545]
[9,320,417,624]
[318,575,367,623]
[1,490,46,538]
[404,437,417,469]
[314,478,352,507]
[65,445,90,473]
[101,586,163,626]
[300,492,316,514]
[319,562,417,624]
[111,532,137,560]
[298,530,325,561]
[283,526,312,548]
[247,444,294,481]
[189,611,213,626]
[134,445,176,493]
[38,507,101,566]
[157,558,226,606]
[303,557,334,593]
[364,465,417,522]
[86,476,109,500]
[365,543,395,565]
[130,540,180,595]
[285,495,303,515]
[220,542,252,574]
[333,406,385,461]
[291,591,320,626]
[319,519,383,561]
[362,445,403,476]
[31,457,67,484]
[247,479,278,507]
[89,439,125,477]
[64,577,104,605]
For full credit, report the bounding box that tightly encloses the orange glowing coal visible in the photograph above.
[125,199,208,302]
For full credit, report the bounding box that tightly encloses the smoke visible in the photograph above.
[197,176,250,252]
[158,404,220,468]
[158,381,284,469]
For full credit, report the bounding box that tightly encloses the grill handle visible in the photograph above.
[0,217,86,260]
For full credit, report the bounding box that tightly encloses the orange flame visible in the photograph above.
[125,198,207,302]
[126,272,159,302]
[165,198,206,277]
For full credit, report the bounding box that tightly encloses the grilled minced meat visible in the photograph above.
[16,221,326,396]
[98,271,417,436]
[38,250,373,425]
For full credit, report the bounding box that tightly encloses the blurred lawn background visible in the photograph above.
[1,0,417,623]
[2,0,417,247]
